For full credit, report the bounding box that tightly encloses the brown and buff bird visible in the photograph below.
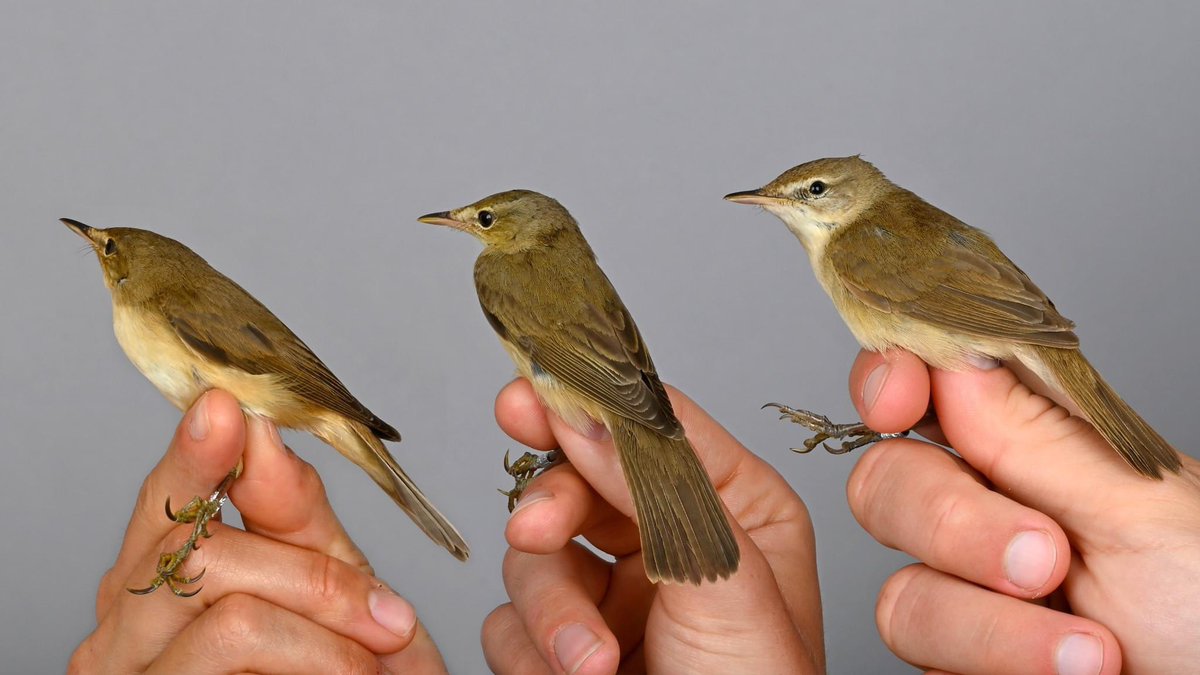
[419,190,740,584]
[725,156,1181,479]
[63,219,468,595]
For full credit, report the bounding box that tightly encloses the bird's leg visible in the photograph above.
[499,449,566,512]
[763,403,911,455]
[128,462,241,597]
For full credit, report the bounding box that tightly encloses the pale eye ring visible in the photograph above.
[478,210,494,228]
[808,181,827,196]
[103,238,116,256]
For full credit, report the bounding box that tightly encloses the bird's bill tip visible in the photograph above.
[417,211,459,227]
[61,217,95,239]
[723,190,785,206]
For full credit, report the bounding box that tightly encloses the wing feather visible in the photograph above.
[829,207,1078,348]
[162,287,401,441]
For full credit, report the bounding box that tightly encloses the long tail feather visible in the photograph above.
[326,421,470,561]
[1033,346,1181,479]
[609,416,739,584]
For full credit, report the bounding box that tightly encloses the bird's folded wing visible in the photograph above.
[162,294,401,441]
[479,284,683,438]
[830,222,1079,347]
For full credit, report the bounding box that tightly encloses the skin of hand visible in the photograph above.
[845,349,1200,675]
[482,379,825,675]
[67,389,447,674]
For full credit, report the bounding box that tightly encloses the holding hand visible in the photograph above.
[69,389,446,674]
[846,349,1200,674]
[482,379,825,674]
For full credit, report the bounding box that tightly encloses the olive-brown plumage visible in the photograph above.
[420,191,740,584]
[62,219,469,559]
[726,157,1181,478]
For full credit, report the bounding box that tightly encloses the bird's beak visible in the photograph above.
[61,217,98,244]
[417,211,472,233]
[723,190,790,207]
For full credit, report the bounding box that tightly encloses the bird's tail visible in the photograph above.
[608,416,740,584]
[323,420,470,561]
[1033,345,1181,479]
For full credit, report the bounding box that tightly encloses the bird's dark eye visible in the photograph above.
[478,210,494,228]
[103,238,116,256]
[809,181,827,196]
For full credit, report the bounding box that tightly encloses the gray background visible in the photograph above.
[2,3,1198,672]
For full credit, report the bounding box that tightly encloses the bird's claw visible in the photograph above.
[765,402,907,456]
[127,549,207,597]
[164,495,209,524]
[500,449,563,512]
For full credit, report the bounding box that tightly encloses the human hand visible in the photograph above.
[481,378,824,674]
[845,349,1200,674]
[68,389,447,674]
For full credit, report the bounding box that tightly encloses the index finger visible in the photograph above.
[100,390,245,616]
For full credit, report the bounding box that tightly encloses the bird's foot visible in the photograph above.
[129,466,239,597]
[127,547,207,597]
[499,449,564,512]
[762,402,907,455]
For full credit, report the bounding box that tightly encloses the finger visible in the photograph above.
[877,564,1121,675]
[482,604,553,675]
[505,460,639,557]
[542,384,803,530]
[848,439,1070,598]
[496,378,558,451]
[233,415,369,571]
[503,543,621,675]
[147,593,380,675]
[850,349,932,434]
[928,365,1197,530]
[101,390,246,615]
[650,513,821,673]
[535,383,822,657]
[112,526,418,661]
[380,622,449,675]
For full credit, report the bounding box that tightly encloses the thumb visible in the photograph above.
[928,364,1186,532]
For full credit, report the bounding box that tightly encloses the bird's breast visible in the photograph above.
[112,303,209,411]
[112,303,295,418]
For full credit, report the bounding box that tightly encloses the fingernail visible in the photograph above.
[966,354,1001,371]
[862,362,891,413]
[554,623,602,674]
[1055,632,1103,675]
[510,489,552,516]
[369,586,417,639]
[189,393,210,442]
[1004,530,1056,592]
[582,420,610,442]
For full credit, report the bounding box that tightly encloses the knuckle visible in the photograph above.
[95,567,120,618]
[66,636,98,674]
[305,551,349,606]
[847,441,902,531]
[924,487,976,564]
[330,645,379,675]
[875,564,927,650]
[501,547,526,583]
[205,593,266,653]
[132,479,164,526]
[481,604,518,646]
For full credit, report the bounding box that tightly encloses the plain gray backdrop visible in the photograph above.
[3,3,1198,672]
